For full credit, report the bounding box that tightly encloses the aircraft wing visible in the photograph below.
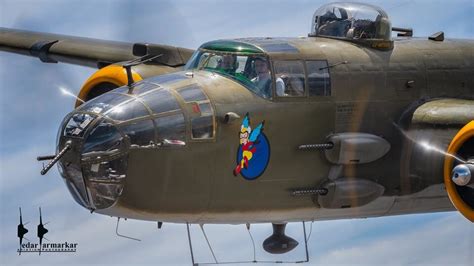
[0,27,194,68]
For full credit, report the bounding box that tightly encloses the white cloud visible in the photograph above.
[313,214,473,266]
[0,145,52,191]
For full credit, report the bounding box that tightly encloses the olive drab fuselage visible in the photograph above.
[2,2,473,224]
[82,36,473,223]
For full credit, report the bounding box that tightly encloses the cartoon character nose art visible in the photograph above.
[233,113,270,180]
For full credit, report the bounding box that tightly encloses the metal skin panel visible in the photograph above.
[94,71,336,223]
[412,99,474,126]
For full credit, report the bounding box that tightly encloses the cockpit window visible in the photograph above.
[310,3,391,41]
[185,51,272,99]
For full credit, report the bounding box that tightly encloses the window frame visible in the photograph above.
[272,59,308,98]
[305,59,332,97]
[187,49,273,100]
[269,58,333,100]
[175,84,217,142]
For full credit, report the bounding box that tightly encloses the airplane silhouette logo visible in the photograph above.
[17,207,49,255]
[37,207,49,255]
[17,208,29,255]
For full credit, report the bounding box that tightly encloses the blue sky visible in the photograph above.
[0,0,473,265]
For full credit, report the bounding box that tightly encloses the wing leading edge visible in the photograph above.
[0,27,194,69]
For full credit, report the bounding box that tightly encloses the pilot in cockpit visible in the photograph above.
[251,57,271,97]
[251,57,285,98]
[217,54,238,74]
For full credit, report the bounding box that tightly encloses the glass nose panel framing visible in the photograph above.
[77,81,187,148]
[176,84,215,140]
[59,80,191,210]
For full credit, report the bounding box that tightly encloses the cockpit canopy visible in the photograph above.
[185,40,273,99]
[310,2,391,41]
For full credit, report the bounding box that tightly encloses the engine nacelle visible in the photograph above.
[399,99,474,222]
[75,64,179,108]
[444,120,474,222]
[75,64,142,107]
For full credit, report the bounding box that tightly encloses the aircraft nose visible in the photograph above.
[57,112,128,210]
[56,80,187,210]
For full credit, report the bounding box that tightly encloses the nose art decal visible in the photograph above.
[233,113,270,180]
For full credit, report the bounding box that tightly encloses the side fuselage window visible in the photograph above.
[273,60,306,97]
[306,60,331,96]
[177,84,215,140]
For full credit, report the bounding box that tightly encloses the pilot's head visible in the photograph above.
[254,57,269,74]
[219,55,237,71]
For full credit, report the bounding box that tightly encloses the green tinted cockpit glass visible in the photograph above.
[185,50,272,99]
[199,40,264,54]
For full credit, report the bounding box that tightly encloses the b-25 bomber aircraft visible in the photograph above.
[1,2,473,260]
